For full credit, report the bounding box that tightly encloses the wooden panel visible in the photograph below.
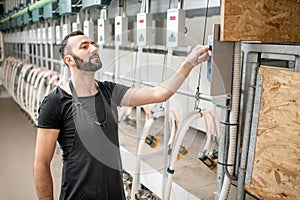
[245,67,300,199]
[221,0,300,42]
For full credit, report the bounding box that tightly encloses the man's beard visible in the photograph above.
[71,54,102,72]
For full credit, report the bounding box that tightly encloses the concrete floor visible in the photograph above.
[0,87,62,200]
[0,86,256,200]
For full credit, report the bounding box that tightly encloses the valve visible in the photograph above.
[145,135,160,148]
[177,145,188,160]
[209,149,218,160]
[123,115,136,127]
[198,151,217,172]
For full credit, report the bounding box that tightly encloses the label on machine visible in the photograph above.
[97,18,109,45]
[166,9,185,48]
[114,16,128,46]
[84,20,94,41]
[136,13,154,47]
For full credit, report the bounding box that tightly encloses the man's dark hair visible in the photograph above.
[59,31,85,60]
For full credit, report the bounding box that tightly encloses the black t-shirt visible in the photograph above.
[37,81,130,160]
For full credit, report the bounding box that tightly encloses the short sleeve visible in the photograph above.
[37,94,61,129]
[102,81,130,106]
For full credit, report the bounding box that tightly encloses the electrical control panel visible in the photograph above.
[97,18,109,45]
[43,3,58,19]
[23,13,30,25]
[55,25,61,44]
[11,19,17,29]
[210,24,234,96]
[17,16,23,27]
[32,9,41,23]
[166,8,186,47]
[59,0,76,15]
[114,16,128,46]
[82,0,112,9]
[136,13,154,47]
[83,20,94,40]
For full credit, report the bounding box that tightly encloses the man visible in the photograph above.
[33,31,209,200]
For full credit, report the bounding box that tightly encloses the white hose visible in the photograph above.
[13,61,24,104]
[25,67,38,113]
[205,109,221,142]
[8,58,19,95]
[131,109,165,200]
[16,62,26,106]
[45,72,59,96]
[164,110,202,200]
[19,64,33,111]
[164,109,219,200]
[28,68,41,116]
[0,32,4,62]
[30,69,47,123]
[131,108,180,200]
[37,70,53,108]
[10,61,20,102]
[4,57,15,89]
[2,57,12,89]
[202,112,211,152]
[218,42,241,200]
[167,108,181,148]
[32,70,52,123]
[168,118,176,148]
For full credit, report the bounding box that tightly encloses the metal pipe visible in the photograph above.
[39,27,44,67]
[215,106,229,200]
[135,46,143,194]
[1,0,57,23]
[50,20,54,72]
[295,56,300,72]
[236,62,259,199]
[162,48,173,199]
[178,0,184,9]
[146,0,151,14]
[103,71,213,102]
[35,25,39,66]
[114,45,120,83]
[45,22,49,69]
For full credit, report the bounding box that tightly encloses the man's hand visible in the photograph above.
[186,45,210,66]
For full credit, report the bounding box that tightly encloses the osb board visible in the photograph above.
[220,0,300,42]
[244,67,300,199]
